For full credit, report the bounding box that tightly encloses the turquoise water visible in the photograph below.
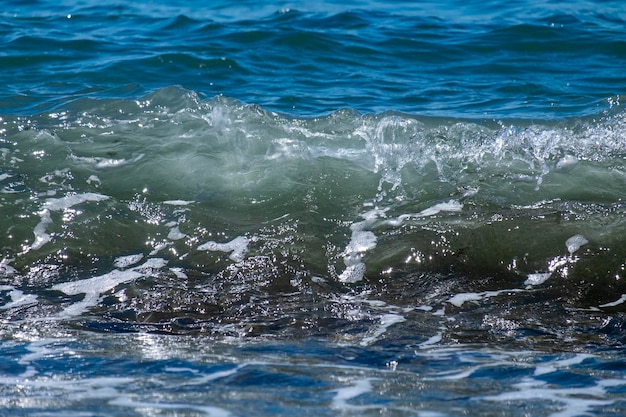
[2,1,626,415]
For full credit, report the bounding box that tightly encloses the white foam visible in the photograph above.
[416,200,463,217]
[72,153,144,169]
[524,272,551,286]
[447,289,524,307]
[0,258,16,275]
[31,209,52,251]
[163,200,194,206]
[385,200,463,227]
[345,229,377,253]
[28,193,110,251]
[338,262,367,284]
[338,209,383,283]
[169,267,188,279]
[198,236,249,262]
[599,294,626,308]
[43,192,109,211]
[565,234,588,255]
[113,253,144,269]
[556,154,578,170]
[86,175,101,186]
[167,226,187,240]
[359,313,406,346]
[0,287,38,310]
[52,258,167,318]
[447,292,482,307]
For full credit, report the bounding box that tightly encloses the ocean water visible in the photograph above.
[2,0,626,415]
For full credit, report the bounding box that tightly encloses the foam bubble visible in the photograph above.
[338,209,383,283]
[524,272,551,287]
[556,154,578,170]
[565,234,588,254]
[86,175,101,186]
[198,236,249,262]
[163,200,194,206]
[43,192,109,211]
[169,267,188,279]
[71,153,144,169]
[386,200,463,227]
[345,229,377,254]
[447,292,482,307]
[52,258,167,318]
[0,258,16,275]
[30,209,52,251]
[28,193,110,251]
[167,226,187,240]
[448,289,524,307]
[338,262,367,284]
[415,200,463,217]
[113,253,144,269]
[0,287,38,310]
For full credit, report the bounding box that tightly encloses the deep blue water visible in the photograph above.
[3,0,625,117]
[2,1,626,416]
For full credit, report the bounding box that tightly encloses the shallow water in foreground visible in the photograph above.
[2,332,626,417]
[3,0,626,415]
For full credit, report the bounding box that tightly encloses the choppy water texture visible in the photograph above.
[2,1,626,416]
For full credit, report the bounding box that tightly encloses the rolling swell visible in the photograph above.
[2,87,626,349]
